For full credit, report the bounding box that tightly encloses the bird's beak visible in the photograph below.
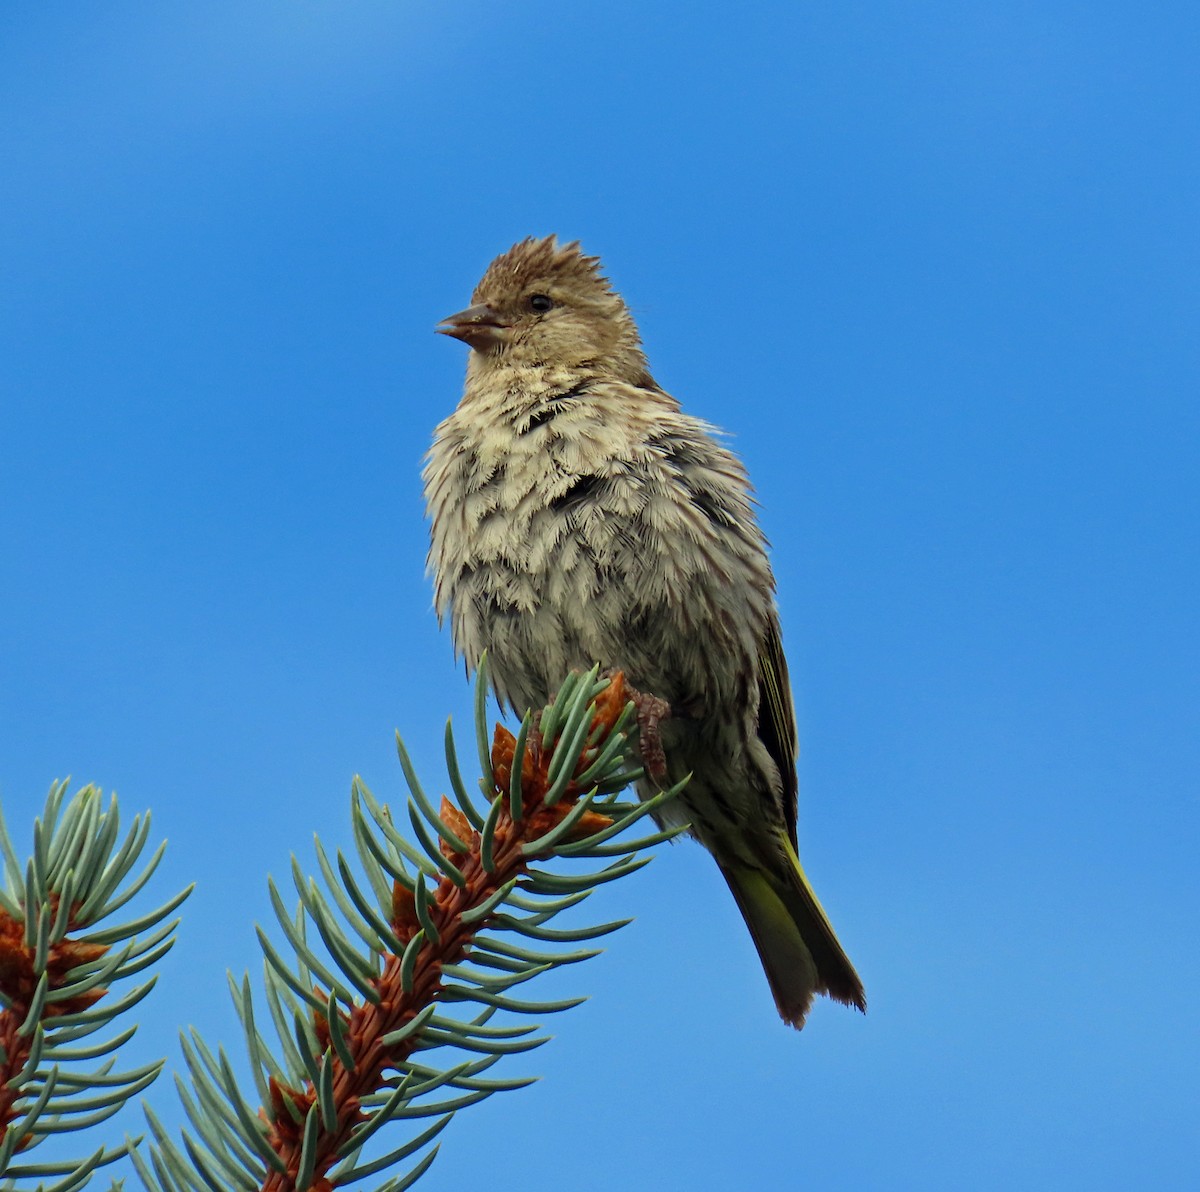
[436,303,511,352]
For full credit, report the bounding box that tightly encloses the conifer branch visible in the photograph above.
[137,665,684,1191]
[0,781,191,1190]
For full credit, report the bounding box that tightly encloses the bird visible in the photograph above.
[424,236,865,1028]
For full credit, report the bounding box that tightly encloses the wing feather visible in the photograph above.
[756,615,799,845]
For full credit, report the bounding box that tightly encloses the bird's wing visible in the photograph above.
[757,615,799,845]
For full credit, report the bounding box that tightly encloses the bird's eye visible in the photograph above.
[528,294,554,313]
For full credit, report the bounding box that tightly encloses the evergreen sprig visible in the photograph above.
[136,665,684,1191]
[0,781,192,1191]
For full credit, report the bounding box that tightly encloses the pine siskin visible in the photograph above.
[425,237,865,1028]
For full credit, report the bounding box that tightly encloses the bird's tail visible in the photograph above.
[719,841,865,1029]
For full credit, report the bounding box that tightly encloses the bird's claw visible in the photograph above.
[623,682,672,784]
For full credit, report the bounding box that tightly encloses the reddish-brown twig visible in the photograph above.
[257,673,631,1191]
[0,897,109,1150]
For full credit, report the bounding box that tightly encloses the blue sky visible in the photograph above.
[2,2,1197,1188]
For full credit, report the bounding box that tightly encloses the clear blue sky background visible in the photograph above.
[2,3,1197,1188]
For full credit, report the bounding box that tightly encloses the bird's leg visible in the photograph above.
[528,707,545,756]
[621,681,672,785]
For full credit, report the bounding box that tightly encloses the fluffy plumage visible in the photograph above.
[425,236,865,1028]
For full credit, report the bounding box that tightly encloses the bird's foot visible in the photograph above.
[528,707,544,755]
[622,682,672,784]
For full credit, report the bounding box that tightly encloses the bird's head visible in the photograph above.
[437,237,648,382]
